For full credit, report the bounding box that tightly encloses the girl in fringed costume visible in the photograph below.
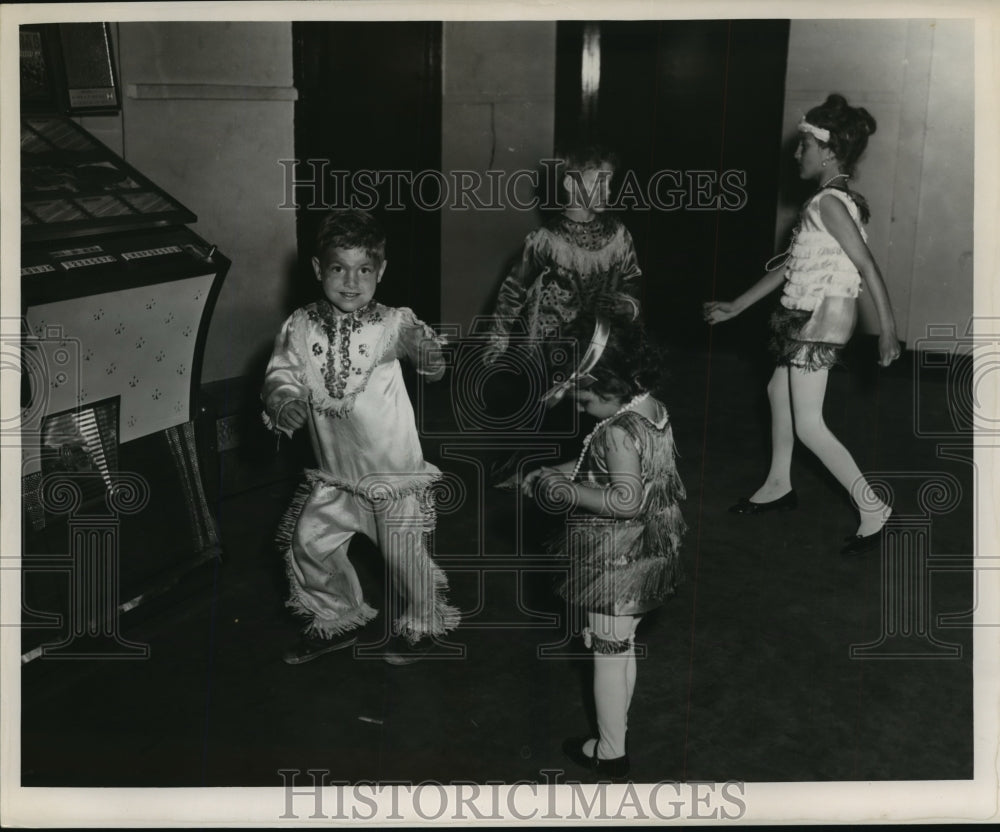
[483,144,642,368]
[704,94,901,557]
[262,209,460,666]
[521,316,686,782]
[484,144,643,486]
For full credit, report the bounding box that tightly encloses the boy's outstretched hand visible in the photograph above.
[277,400,309,432]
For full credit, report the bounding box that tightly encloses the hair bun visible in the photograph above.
[858,107,877,136]
[823,93,849,111]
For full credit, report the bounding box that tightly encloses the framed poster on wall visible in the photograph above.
[19,23,120,116]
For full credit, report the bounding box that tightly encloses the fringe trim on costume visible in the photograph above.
[393,567,462,640]
[585,629,634,654]
[535,223,627,278]
[274,504,381,638]
[275,478,314,554]
[275,478,380,637]
[617,413,687,502]
[553,405,688,613]
[768,309,843,372]
[393,486,461,640]
[553,502,688,611]
[295,599,380,639]
[303,467,443,503]
[774,341,843,372]
[557,547,683,613]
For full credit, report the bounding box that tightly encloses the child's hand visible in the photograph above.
[482,333,508,367]
[534,467,575,508]
[703,300,741,325]
[595,291,640,321]
[878,332,902,367]
[519,468,541,496]
[520,467,555,497]
[277,400,309,432]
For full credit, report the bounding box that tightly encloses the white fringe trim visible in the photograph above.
[392,489,461,640]
[276,471,459,643]
[304,467,443,503]
[295,600,380,639]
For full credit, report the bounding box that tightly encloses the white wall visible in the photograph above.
[779,20,974,346]
[440,22,557,333]
[907,20,976,347]
[116,22,298,383]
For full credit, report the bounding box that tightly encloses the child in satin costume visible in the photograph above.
[263,209,459,665]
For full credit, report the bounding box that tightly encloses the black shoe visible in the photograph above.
[283,630,357,665]
[382,634,433,666]
[728,490,798,515]
[562,737,631,782]
[841,525,887,557]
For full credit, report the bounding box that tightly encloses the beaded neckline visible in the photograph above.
[571,392,650,481]
[307,300,385,402]
[548,212,617,252]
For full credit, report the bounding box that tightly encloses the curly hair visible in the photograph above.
[314,208,386,261]
[555,142,621,175]
[805,94,877,176]
[568,313,669,401]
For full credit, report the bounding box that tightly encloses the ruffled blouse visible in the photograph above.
[781,189,866,312]
[262,301,446,493]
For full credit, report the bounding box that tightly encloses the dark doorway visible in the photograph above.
[292,22,442,322]
[556,20,790,352]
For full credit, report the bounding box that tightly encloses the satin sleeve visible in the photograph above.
[396,307,447,382]
[487,229,546,342]
[615,226,643,318]
[261,310,312,435]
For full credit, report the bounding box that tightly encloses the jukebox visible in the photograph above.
[18,110,230,662]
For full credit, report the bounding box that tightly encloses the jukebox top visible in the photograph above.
[21,116,196,243]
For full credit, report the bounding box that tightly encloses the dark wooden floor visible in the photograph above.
[20,345,974,787]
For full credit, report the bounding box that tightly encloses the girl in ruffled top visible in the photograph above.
[704,94,901,556]
[263,209,460,665]
[521,317,686,781]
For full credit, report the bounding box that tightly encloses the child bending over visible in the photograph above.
[523,318,686,781]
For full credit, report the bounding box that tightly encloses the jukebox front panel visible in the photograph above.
[22,271,216,475]
[19,113,230,660]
